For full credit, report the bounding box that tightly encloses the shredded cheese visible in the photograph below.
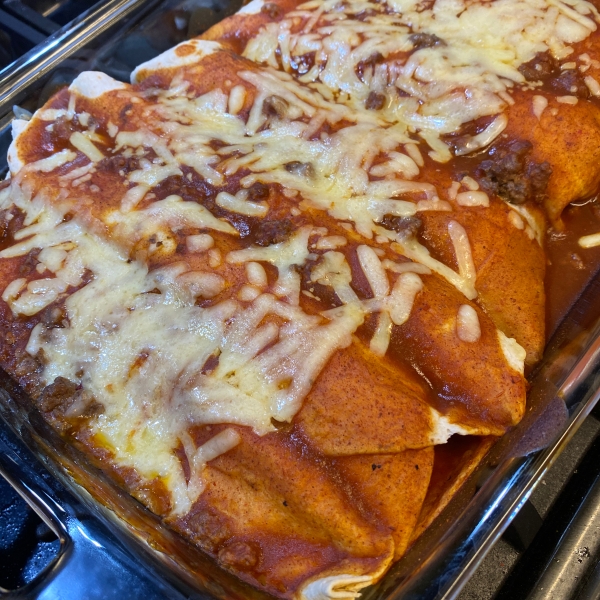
[456,304,481,343]
[357,245,390,298]
[455,191,490,207]
[228,85,247,114]
[447,221,477,297]
[246,262,268,288]
[578,232,600,248]
[186,233,215,252]
[216,190,268,217]
[44,57,519,301]
[311,251,359,304]
[1,194,366,514]
[24,149,76,175]
[532,95,549,119]
[242,0,592,156]
[585,75,600,96]
[315,235,347,250]
[183,428,241,505]
[227,226,314,304]
[383,272,423,326]
[556,95,579,104]
[509,211,525,230]
[69,132,104,163]
[370,311,393,356]
[105,194,237,249]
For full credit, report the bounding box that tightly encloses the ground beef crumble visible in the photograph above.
[252,218,294,246]
[37,376,104,432]
[475,139,552,205]
[518,52,589,98]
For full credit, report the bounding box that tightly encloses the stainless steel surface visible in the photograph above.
[27,0,71,19]
[576,559,600,600]
[459,415,600,600]
[0,0,158,113]
[527,470,600,599]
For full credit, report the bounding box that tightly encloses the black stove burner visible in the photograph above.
[0,0,98,70]
[0,419,184,599]
[0,475,59,590]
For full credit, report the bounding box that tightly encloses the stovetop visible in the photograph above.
[0,474,60,591]
[460,409,600,600]
[0,0,100,71]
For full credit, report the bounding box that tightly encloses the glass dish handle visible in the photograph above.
[0,436,174,600]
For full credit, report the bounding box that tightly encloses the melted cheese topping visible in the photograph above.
[357,244,389,297]
[455,191,490,207]
[228,226,315,304]
[243,0,598,154]
[311,251,360,303]
[585,75,600,95]
[106,194,237,245]
[315,235,347,249]
[135,71,481,299]
[579,231,600,247]
[0,0,545,531]
[447,220,477,295]
[456,304,481,343]
[0,191,365,514]
[533,95,549,119]
[246,261,269,287]
[216,190,269,216]
[186,233,215,252]
[69,132,104,163]
[314,246,425,354]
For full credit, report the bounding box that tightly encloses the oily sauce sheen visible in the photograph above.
[545,200,600,336]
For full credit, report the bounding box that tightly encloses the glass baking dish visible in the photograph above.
[1,1,600,597]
